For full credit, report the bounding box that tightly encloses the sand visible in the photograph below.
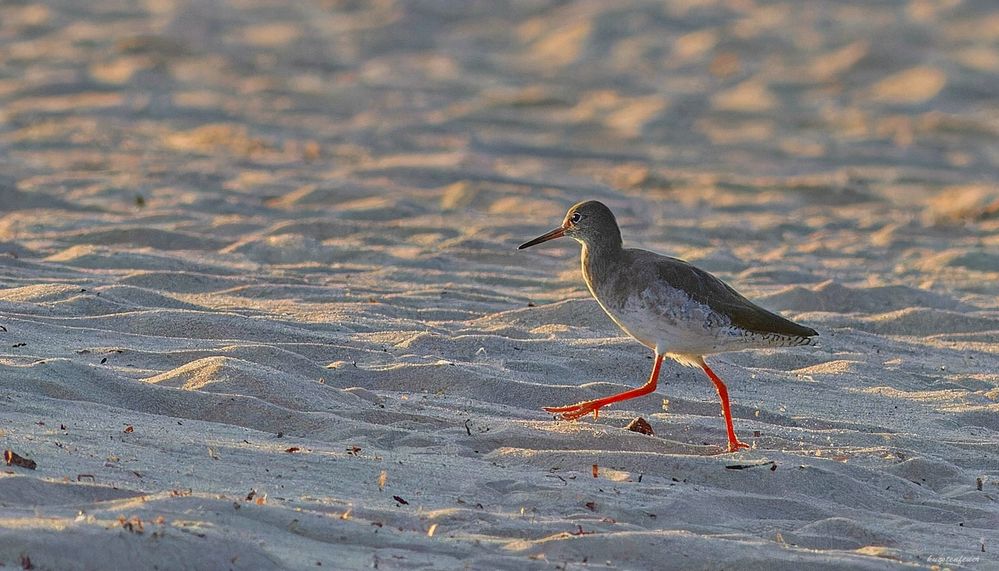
[1,0,998,569]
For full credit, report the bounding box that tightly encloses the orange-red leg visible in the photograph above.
[699,359,750,453]
[544,354,664,421]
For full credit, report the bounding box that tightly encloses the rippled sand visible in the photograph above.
[1,1,998,569]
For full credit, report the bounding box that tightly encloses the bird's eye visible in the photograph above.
[570,212,581,224]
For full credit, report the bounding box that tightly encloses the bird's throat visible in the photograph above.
[580,240,621,292]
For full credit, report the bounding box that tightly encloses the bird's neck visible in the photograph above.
[580,230,623,257]
[580,237,623,281]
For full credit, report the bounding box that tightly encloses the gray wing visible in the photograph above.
[642,251,818,338]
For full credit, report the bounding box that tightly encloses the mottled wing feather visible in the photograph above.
[646,252,818,338]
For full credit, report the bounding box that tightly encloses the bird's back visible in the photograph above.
[647,252,816,338]
[584,247,816,353]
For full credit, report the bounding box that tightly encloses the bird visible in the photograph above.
[518,200,817,452]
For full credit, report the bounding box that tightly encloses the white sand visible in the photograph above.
[1,0,998,569]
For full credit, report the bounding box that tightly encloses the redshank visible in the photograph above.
[519,200,817,452]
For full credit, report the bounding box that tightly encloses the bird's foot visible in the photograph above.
[543,400,603,421]
[727,439,751,453]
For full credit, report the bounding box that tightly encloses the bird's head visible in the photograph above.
[518,200,621,250]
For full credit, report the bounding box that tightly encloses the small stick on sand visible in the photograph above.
[4,450,36,470]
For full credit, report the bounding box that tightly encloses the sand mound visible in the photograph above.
[56,228,229,251]
[223,234,340,265]
[0,475,142,507]
[146,356,361,412]
[759,280,967,313]
[1,359,332,435]
[472,299,620,335]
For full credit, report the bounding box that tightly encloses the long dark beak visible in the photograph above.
[518,225,567,249]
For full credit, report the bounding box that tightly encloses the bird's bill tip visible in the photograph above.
[518,226,566,249]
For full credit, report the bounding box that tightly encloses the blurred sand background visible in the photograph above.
[1,0,998,569]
